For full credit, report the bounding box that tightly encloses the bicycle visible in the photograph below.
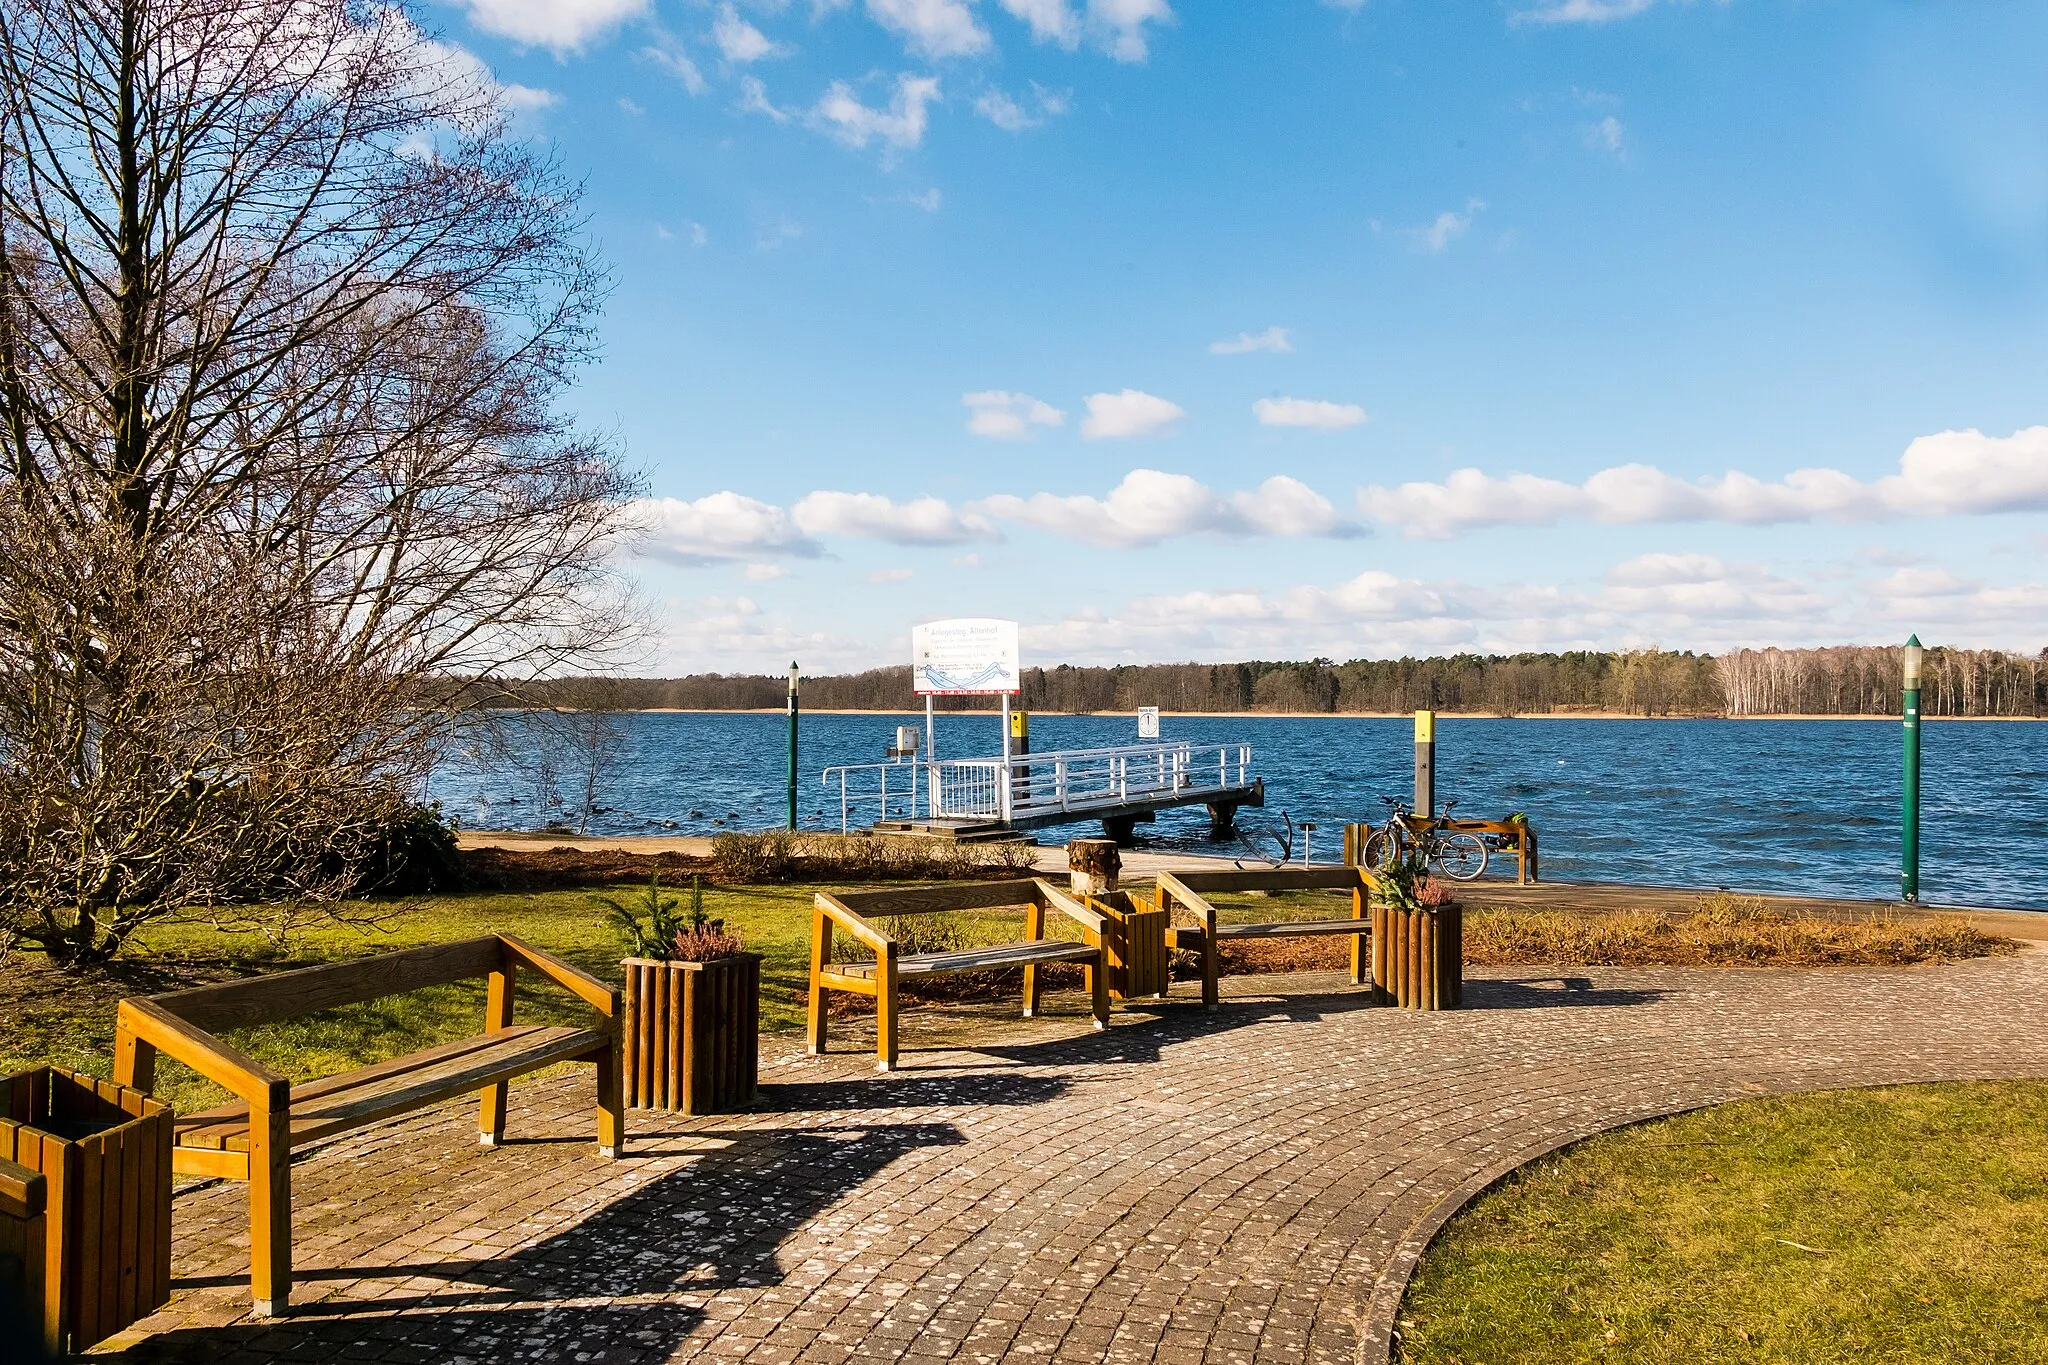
[1359,795,1489,882]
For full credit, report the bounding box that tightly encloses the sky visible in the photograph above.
[440,0,2048,674]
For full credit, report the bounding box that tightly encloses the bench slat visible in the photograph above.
[150,938,506,1032]
[833,939,1098,980]
[1210,919,1372,940]
[173,1025,606,1151]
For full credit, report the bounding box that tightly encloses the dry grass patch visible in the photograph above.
[1463,892,2014,968]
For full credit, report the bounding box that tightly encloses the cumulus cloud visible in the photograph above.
[970,470,1359,547]
[1209,326,1292,355]
[814,74,941,150]
[1253,396,1367,430]
[1414,198,1485,253]
[1586,114,1626,158]
[460,0,647,51]
[1087,0,1174,62]
[792,491,998,544]
[963,390,1066,439]
[738,74,790,122]
[1080,389,1185,439]
[865,0,990,58]
[867,567,915,584]
[998,0,1079,46]
[631,493,822,564]
[974,83,1070,131]
[1515,0,1658,23]
[711,3,788,62]
[1359,426,2048,538]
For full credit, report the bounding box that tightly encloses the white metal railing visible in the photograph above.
[820,742,1254,832]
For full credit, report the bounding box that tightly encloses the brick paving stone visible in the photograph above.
[92,952,2048,1364]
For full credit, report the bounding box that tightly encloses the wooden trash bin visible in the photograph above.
[1,1067,172,1354]
[1370,903,1464,1010]
[622,954,761,1114]
[1089,891,1170,1000]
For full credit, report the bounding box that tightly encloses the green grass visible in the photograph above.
[1397,1081,2048,1364]
[0,883,820,1115]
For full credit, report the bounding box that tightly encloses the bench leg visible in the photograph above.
[807,906,830,1055]
[1088,957,1109,1031]
[596,1043,623,1158]
[248,1107,291,1317]
[479,1082,507,1148]
[1202,935,1220,1013]
[876,949,899,1072]
[480,966,514,1145]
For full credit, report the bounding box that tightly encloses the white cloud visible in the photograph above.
[963,390,1066,439]
[755,216,803,250]
[1086,0,1173,62]
[1586,114,1626,158]
[1414,198,1485,253]
[1360,426,2048,539]
[792,491,998,544]
[738,74,791,122]
[974,83,1070,132]
[645,594,885,676]
[1209,326,1292,356]
[813,74,941,150]
[865,0,990,58]
[631,493,821,564]
[999,0,1079,46]
[618,96,645,116]
[711,3,789,62]
[685,220,709,246]
[970,469,1357,547]
[904,188,943,210]
[867,567,916,584]
[500,83,558,112]
[1079,389,1185,439]
[642,40,709,95]
[460,0,647,51]
[1253,396,1367,431]
[1515,0,1659,24]
[742,562,788,581]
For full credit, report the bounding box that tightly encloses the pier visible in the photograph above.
[822,740,1263,843]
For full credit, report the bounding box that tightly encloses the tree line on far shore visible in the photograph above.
[495,644,2048,719]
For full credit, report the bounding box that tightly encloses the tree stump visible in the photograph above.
[1068,838,1121,897]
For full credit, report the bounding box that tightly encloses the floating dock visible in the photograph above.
[826,740,1263,844]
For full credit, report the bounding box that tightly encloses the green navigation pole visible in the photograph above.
[1901,636,1922,903]
[787,661,801,831]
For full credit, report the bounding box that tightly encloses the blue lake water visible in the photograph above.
[425,711,2048,909]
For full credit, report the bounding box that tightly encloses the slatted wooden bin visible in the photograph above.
[1370,903,1464,1009]
[1089,891,1171,1000]
[1,1067,172,1355]
[622,953,761,1114]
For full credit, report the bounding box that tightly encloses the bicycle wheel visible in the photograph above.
[1432,832,1488,881]
[1361,827,1398,869]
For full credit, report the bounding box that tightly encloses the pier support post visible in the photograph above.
[1204,803,1238,840]
[1413,710,1436,819]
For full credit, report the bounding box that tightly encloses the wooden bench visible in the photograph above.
[1155,866,1382,1010]
[809,879,1110,1071]
[111,935,621,1317]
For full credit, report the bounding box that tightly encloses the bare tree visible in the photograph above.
[0,0,638,964]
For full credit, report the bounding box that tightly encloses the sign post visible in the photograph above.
[912,618,1022,822]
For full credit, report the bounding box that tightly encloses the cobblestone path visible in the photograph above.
[102,951,2048,1364]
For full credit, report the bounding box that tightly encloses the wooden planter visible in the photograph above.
[1,1067,172,1355]
[1370,904,1464,1010]
[1089,891,1170,1000]
[622,954,761,1114]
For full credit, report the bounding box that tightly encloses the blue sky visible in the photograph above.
[445,0,2047,672]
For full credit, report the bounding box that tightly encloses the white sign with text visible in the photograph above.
[912,618,1021,696]
[1137,706,1160,739]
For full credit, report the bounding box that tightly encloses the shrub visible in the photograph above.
[349,803,466,896]
[603,872,744,962]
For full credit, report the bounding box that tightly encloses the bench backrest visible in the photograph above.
[147,936,507,1032]
[830,879,1049,918]
[1162,866,1372,897]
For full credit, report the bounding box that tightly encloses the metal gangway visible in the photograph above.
[822,740,1261,841]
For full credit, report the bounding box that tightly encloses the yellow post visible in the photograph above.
[1414,710,1436,819]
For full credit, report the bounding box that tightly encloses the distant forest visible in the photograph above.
[491,645,2048,718]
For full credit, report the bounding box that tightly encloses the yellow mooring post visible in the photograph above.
[1414,709,1436,819]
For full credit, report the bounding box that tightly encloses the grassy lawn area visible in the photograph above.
[1396,1081,2048,1364]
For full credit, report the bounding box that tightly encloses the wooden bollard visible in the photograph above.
[1068,838,1121,897]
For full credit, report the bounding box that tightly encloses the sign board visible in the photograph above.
[912,618,1020,696]
[1137,706,1160,739]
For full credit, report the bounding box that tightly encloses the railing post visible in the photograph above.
[840,770,849,834]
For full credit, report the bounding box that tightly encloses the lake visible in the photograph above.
[425,711,2048,909]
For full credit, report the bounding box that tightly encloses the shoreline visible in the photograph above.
[602,708,2042,723]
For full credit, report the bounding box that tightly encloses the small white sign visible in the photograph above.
[912,618,1021,696]
[1137,706,1160,739]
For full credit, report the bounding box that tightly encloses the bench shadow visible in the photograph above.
[109,1121,962,1363]
[1465,976,1668,1009]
